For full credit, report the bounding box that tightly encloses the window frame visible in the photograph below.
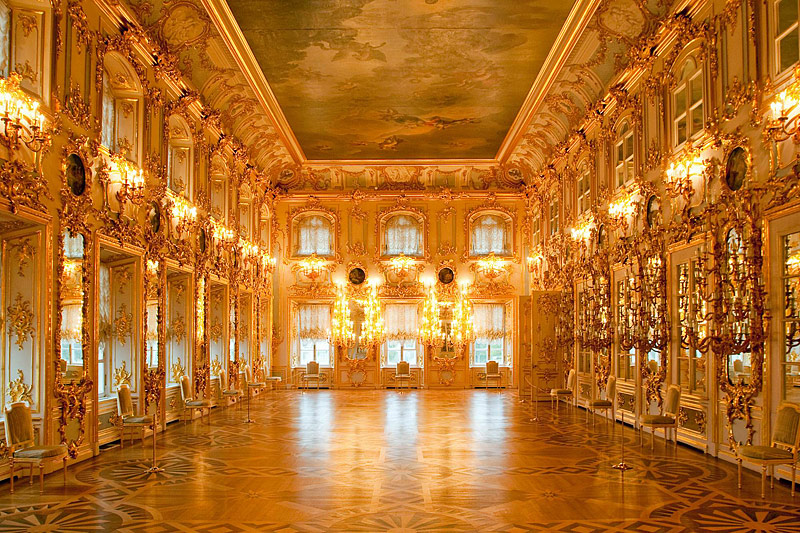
[470,300,512,368]
[377,209,426,259]
[614,120,635,188]
[290,210,337,259]
[468,210,514,258]
[671,56,705,149]
[774,0,800,76]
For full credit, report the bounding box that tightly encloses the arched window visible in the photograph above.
[776,0,800,74]
[167,115,193,197]
[295,214,333,256]
[614,121,634,188]
[101,53,142,163]
[384,214,422,256]
[470,214,510,256]
[577,164,591,215]
[673,57,704,147]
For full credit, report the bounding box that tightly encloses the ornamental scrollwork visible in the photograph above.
[6,293,35,350]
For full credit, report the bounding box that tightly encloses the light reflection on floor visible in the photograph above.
[0,390,798,532]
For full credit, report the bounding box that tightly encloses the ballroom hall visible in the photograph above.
[0,0,799,530]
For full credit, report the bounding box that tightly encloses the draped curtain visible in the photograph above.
[298,304,331,340]
[63,231,84,259]
[296,215,332,256]
[99,264,111,329]
[385,215,421,256]
[473,304,505,340]
[385,304,418,340]
[471,215,506,255]
[61,303,83,341]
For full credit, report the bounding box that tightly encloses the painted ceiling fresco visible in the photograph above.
[225,0,576,161]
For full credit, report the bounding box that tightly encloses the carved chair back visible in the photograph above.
[116,384,135,418]
[179,375,194,403]
[773,403,800,455]
[486,360,499,375]
[4,402,35,450]
[663,384,681,418]
[307,361,320,375]
[396,360,410,375]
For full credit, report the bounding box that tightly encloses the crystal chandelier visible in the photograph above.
[330,285,355,348]
[419,285,443,348]
[450,286,474,351]
[359,283,384,348]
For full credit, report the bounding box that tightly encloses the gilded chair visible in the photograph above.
[395,360,412,390]
[303,361,322,390]
[587,376,616,428]
[179,375,214,424]
[550,369,575,412]
[4,402,68,493]
[218,369,242,409]
[736,403,800,498]
[245,365,266,395]
[485,360,502,390]
[640,384,681,450]
[115,384,155,448]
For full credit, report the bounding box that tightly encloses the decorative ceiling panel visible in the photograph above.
[224,0,576,161]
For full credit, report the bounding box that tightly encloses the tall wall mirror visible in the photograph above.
[97,244,141,404]
[239,291,253,373]
[208,281,229,382]
[60,231,85,382]
[166,266,191,387]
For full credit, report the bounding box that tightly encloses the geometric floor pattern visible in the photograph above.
[1,390,799,532]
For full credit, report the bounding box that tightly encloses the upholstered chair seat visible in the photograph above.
[737,403,800,498]
[14,445,68,459]
[739,445,794,461]
[302,361,322,390]
[4,402,69,493]
[180,375,213,424]
[485,360,502,389]
[640,384,681,451]
[586,376,616,427]
[550,369,576,414]
[641,414,676,425]
[395,361,412,390]
[116,384,156,448]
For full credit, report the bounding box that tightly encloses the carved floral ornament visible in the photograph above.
[7,293,34,350]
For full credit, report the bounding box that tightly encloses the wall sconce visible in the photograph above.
[169,192,197,236]
[768,66,800,142]
[299,253,327,281]
[0,73,50,153]
[259,253,276,273]
[526,253,543,272]
[146,259,159,276]
[570,219,595,242]
[210,219,237,249]
[107,156,145,209]
[388,253,416,280]
[665,156,704,199]
[608,191,637,220]
[476,252,507,280]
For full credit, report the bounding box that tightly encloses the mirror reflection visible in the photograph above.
[145,260,159,369]
[60,230,84,381]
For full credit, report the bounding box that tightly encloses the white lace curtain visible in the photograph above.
[384,215,421,256]
[385,304,418,340]
[63,231,84,259]
[296,215,332,256]
[471,215,507,255]
[473,303,505,340]
[61,303,82,341]
[99,264,111,324]
[298,304,331,339]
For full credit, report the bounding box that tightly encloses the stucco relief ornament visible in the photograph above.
[113,360,132,388]
[8,370,33,404]
[11,238,34,277]
[114,303,133,345]
[171,357,185,383]
[7,293,34,350]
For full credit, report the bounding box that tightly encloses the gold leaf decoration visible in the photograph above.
[113,303,133,345]
[171,357,185,383]
[170,314,186,343]
[113,360,132,388]
[8,369,33,404]
[6,293,34,350]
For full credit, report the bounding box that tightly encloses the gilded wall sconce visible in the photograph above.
[476,252,507,280]
[168,192,198,237]
[419,284,443,349]
[0,72,51,154]
[388,253,416,280]
[299,253,327,281]
[767,66,800,143]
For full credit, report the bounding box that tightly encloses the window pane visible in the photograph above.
[625,134,633,157]
[780,30,800,72]
[676,117,687,145]
[674,87,686,118]
[779,0,799,34]
[690,77,703,106]
[691,105,704,137]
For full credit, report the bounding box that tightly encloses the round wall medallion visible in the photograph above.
[348,267,366,285]
[148,202,161,233]
[65,154,86,196]
[725,147,747,192]
[646,195,661,228]
[438,267,455,285]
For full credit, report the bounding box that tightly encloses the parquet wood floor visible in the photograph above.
[1,390,799,532]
